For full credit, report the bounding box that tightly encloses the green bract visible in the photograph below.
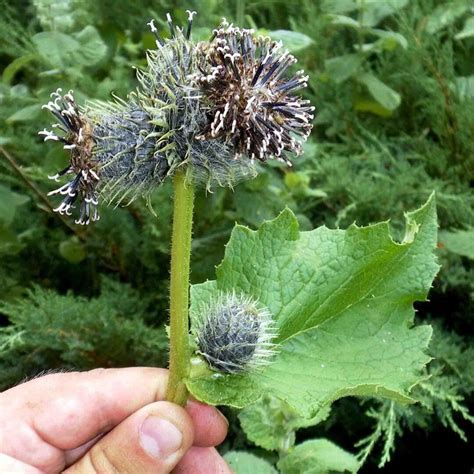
[187,194,438,416]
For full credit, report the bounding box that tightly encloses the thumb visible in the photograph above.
[65,401,194,473]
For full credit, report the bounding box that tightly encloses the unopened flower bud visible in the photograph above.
[193,292,277,374]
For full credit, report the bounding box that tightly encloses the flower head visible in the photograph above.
[193,292,277,374]
[40,14,314,224]
[196,19,314,164]
[39,89,99,224]
[136,12,255,189]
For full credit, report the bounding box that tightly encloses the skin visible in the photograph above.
[0,367,232,473]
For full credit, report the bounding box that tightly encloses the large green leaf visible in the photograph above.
[186,196,438,416]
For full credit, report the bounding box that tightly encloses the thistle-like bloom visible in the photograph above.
[39,13,313,224]
[193,292,277,374]
[39,90,99,224]
[135,13,255,189]
[196,19,314,164]
[40,89,168,224]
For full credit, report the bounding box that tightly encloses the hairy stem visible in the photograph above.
[166,169,195,405]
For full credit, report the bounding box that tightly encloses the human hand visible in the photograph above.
[0,368,231,473]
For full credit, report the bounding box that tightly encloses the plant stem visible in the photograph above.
[166,169,195,406]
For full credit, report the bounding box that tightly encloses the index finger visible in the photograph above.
[0,368,227,463]
[1,368,169,452]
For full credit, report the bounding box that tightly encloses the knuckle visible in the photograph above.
[83,444,121,474]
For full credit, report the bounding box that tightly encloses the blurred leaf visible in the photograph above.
[234,188,282,227]
[455,16,474,40]
[284,171,327,198]
[328,14,361,28]
[6,104,42,123]
[277,439,359,474]
[187,197,438,416]
[234,173,294,227]
[302,139,318,158]
[370,29,408,50]
[33,0,78,32]
[357,73,401,111]
[426,2,470,34]
[321,0,358,14]
[224,452,277,474]
[325,54,363,83]
[72,26,108,66]
[0,225,23,255]
[2,53,36,85]
[32,31,80,69]
[452,76,474,100]
[359,0,409,27]
[239,394,330,451]
[268,30,313,53]
[0,184,30,225]
[59,236,86,264]
[354,98,393,117]
[439,229,474,260]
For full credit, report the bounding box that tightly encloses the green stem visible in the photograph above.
[166,169,195,406]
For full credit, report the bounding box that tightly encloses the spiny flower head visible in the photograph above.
[137,12,255,189]
[193,292,277,374]
[196,19,314,164]
[40,13,202,224]
[40,89,168,224]
[39,13,314,224]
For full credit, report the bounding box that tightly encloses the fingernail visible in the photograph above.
[139,416,183,459]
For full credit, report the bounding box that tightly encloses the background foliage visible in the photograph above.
[0,0,472,472]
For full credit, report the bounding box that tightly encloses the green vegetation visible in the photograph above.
[0,0,472,472]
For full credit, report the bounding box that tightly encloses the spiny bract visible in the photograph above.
[39,12,313,224]
[193,292,277,374]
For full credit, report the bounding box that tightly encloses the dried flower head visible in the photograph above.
[193,292,277,374]
[39,89,99,224]
[40,89,168,224]
[39,13,313,224]
[196,19,315,164]
[137,12,255,189]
